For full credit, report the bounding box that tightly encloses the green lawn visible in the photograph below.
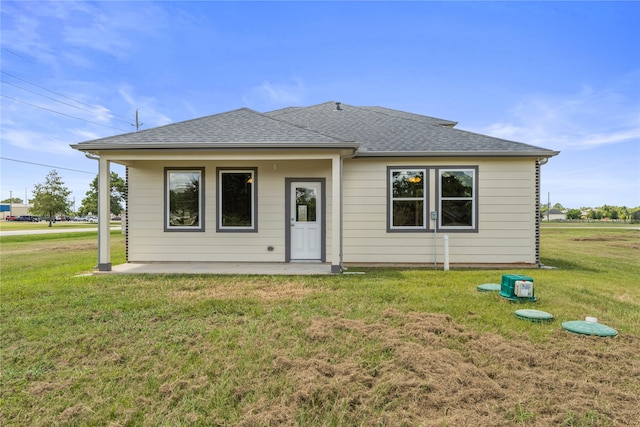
[0,221,115,231]
[1,228,639,426]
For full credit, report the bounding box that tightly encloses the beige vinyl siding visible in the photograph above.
[127,159,333,262]
[125,155,538,266]
[342,157,538,265]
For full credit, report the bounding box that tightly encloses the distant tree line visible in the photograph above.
[1,197,24,204]
[7,170,126,226]
[540,202,640,223]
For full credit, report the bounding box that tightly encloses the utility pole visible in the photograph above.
[135,109,143,131]
[9,190,12,219]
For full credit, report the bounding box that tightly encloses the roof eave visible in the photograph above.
[70,141,360,151]
[355,150,560,158]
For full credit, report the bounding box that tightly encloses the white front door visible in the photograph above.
[290,181,322,260]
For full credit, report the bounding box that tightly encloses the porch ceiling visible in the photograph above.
[81,147,358,165]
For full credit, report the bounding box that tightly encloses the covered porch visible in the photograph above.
[91,147,357,274]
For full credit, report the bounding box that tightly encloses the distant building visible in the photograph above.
[1,203,32,219]
[547,209,567,221]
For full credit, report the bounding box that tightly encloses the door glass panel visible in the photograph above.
[296,187,317,222]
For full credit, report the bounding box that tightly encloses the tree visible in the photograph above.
[1,197,23,204]
[30,170,72,227]
[587,209,602,220]
[566,209,582,220]
[552,202,565,210]
[78,172,126,216]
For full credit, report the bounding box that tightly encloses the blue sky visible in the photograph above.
[1,1,639,210]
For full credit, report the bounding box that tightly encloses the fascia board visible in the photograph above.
[70,141,359,151]
[354,150,560,158]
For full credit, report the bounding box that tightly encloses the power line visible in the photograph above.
[0,157,96,174]
[1,94,131,132]
[1,79,134,126]
[2,47,37,63]
[0,70,134,122]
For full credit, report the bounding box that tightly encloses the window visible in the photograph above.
[388,168,427,230]
[165,168,204,231]
[217,168,256,231]
[439,168,476,229]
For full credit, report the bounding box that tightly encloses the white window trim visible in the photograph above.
[217,168,257,232]
[388,167,428,231]
[438,168,476,230]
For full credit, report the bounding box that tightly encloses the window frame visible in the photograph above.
[164,167,205,232]
[387,167,429,232]
[437,167,478,232]
[216,167,258,232]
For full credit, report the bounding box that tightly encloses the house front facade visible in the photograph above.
[71,102,558,273]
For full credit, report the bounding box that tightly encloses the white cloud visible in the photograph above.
[2,129,74,156]
[61,3,167,60]
[243,78,307,109]
[480,81,640,150]
[579,128,640,148]
[1,2,166,67]
[62,20,134,60]
[118,85,173,128]
[73,129,104,142]
[0,4,58,67]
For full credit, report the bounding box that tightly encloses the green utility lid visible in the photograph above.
[477,283,501,292]
[562,320,618,337]
[514,309,554,322]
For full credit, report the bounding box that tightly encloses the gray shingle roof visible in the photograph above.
[72,108,347,147]
[72,102,558,158]
[358,106,458,127]
[266,102,557,156]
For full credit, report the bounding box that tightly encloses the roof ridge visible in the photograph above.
[354,105,457,127]
[265,101,339,116]
[265,105,354,143]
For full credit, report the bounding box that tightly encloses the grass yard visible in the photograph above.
[1,227,639,426]
[0,221,106,232]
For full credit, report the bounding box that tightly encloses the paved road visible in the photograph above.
[1,226,121,236]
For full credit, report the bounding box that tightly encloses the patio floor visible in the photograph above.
[99,262,334,275]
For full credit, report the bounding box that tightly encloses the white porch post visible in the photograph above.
[97,157,111,271]
[331,155,341,273]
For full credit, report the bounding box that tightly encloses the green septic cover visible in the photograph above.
[477,283,501,292]
[514,309,554,322]
[562,320,618,337]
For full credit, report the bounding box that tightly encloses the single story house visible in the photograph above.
[71,101,559,273]
[547,209,567,221]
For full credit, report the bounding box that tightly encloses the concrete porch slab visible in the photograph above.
[100,262,334,275]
